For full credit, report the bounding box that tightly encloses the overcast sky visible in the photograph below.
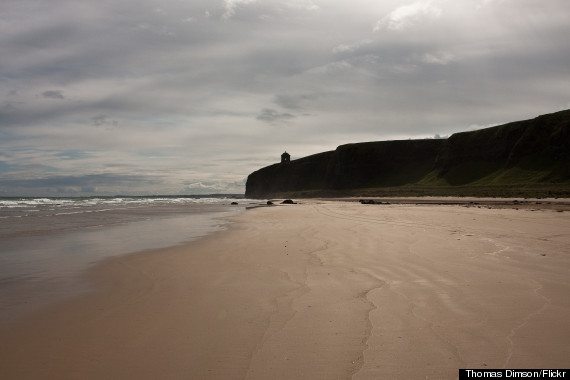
[1,0,569,196]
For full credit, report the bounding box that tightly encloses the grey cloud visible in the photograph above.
[0,173,157,187]
[0,0,568,195]
[374,0,443,32]
[274,94,304,110]
[273,93,321,110]
[41,90,65,100]
[222,0,256,20]
[91,114,118,127]
[256,108,296,124]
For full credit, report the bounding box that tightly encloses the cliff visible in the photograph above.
[245,109,570,198]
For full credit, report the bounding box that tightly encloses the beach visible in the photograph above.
[1,200,569,379]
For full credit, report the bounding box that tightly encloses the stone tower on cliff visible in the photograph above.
[281,151,290,163]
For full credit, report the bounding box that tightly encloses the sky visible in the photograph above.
[1,0,569,196]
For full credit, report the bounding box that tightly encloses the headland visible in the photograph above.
[246,109,570,198]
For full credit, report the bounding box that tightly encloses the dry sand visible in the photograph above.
[1,200,569,379]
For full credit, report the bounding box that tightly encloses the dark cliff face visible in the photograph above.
[245,109,570,198]
[325,139,444,189]
[245,140,444,198]
[245,151,334,199]
[434,109,570,185]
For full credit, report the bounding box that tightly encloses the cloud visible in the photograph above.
[41,90,65,100]
[91,114,118,127]
[273,93,320,110]
[375,0,443,31]
[274,95,303,110]
[256,108,296,124]
[477,0,504,8]
[332,40,373,54]
[222,0,256,20]
[420,51,455,65]
[180,178,246,195]
[0,0,568,195]
[283,0,320,11]
[0,173,163,196]
[305,61,353,75]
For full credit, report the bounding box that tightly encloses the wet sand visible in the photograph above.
[1,200,569,379]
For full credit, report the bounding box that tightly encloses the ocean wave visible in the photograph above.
[0,196,255,220]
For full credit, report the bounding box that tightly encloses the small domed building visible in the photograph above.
[281,151,290,163]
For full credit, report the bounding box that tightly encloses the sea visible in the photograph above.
[0,195,258,324]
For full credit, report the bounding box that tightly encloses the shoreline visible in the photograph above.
[1,200,569,379]
[316,196,570,210]
[0,204,247,326]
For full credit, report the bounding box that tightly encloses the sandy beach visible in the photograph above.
[1,200,569,379]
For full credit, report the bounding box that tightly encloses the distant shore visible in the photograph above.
[1,200,569,379]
